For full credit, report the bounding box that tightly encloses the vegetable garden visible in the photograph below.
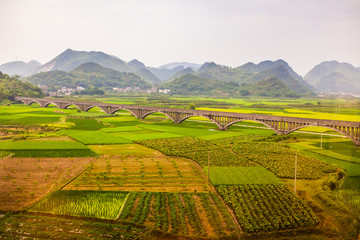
[31,190,129,219]
[217,185,319,233]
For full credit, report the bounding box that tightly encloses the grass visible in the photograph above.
[121,132,184,141]
[204,166,283,185]
[67,118,105,130]
[30,190,129,220]
[0,140,88,150]
[101,126,146,132]
[289,137,360,176]
[64,130,132,145]
[0,140,96,157]
[0,213,147,239]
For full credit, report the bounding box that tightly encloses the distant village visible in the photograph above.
[37,85,170,96]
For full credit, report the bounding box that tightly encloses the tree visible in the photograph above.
[188,102,196,110]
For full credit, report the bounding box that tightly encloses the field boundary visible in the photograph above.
[116,192,130,220]
[188,157,243,238]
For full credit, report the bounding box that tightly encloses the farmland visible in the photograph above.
[31,190,128,219]
[64,144,210,193]
[217,184,319,233]
[204,166,283,185]
[0,101,360,239]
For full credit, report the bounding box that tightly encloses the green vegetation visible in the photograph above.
[0,71,43,104]
[67,118,106,130]
[138,137,256,167]
[0,213,147,239]
[119,191,236,238]
[217,184,319,233]
[229,139,336,179]
[121,132,184,141]
[161,73,241,95]
[31,190,128,219]
[64,130,132,145]
[25,62,151,92]
[0,140,96,157]
[204,166,283,185]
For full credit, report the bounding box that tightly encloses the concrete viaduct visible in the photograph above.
[15,97,360,145]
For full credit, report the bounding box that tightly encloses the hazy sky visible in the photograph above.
[1,0,359,75]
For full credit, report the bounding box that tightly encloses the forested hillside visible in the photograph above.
[0,71,44,103]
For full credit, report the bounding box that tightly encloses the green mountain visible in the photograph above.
[0,60,41,77]
[304,61,360,92]
[127,59,160,84]
[26,62,151,92]
[37,49,159,84]
[38,49,130,73]
[246,77,297,97]
[0,71,44,103]
[194,60,314,95]
[161,74,240,96]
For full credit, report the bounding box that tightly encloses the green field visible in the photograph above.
[0,140,96,157]
[31,190,129,219]
[64,130,132,145]
[1,101,360,239]
[217,184,319,233]
[204,166,283,185]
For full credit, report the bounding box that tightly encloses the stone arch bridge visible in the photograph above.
[15,97,360,145]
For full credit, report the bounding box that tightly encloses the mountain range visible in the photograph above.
[1,49,358,95]
[304,61,360,93]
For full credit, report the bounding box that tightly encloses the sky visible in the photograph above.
[0,0,359,75]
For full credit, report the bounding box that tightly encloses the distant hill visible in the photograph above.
[246,77,297,97]
[148,66,185,81]
[193,60,314,95]
[127,59,160,84]
[26,62,151,92]
[0,60,41,77]
[166,67,196,82]
[304,61,360,92]
[158,62,201,71]
[0,71,44,102]
[38,49,130,73]
[37,49,160,84]
[161,74,240,96]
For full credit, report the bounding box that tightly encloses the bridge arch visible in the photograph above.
[83,105,107,113]
[286,124,350,139]
[177,115,225,129]
[27,100,42,106]
[225,119,275,132]
[141,111,176,122]
[44,102,60,108]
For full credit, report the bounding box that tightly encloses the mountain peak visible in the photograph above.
[128,59,146,70]
[198,62,218,72]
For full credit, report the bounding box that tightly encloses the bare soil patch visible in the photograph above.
[0,157,93,211]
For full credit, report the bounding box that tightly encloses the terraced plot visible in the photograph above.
[0,140,96,157]
[64,130,132,145]
[31,190,128,219]
[0,157,93,211]
[65,144,210,193]
[217,184,319,233]
[205,166,283,185]
[119,192,237,238]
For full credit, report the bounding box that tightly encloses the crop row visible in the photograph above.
[138,137,256,167]
[205,166,283,185]
[230,141,336,179]
[30,190,128,219]
[217,185,319,233]
[119,192,236,238]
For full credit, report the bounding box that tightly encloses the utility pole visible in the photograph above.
[320,132,323,149]
[294,153,297,194]
[207,150,210,182]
